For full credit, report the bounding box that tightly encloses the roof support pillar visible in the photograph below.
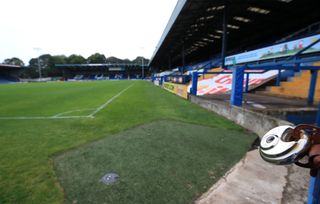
[308,163,320,204]
[230,66,244,106]
[308,70,318,106]
[276,69,281,86]
[221,1,228,68]
[160,76,164,86]
[182,43,185,74]
[191,71,198,96]
[245,73,250,93]
[307,101,320,204]
[62,69,66,79]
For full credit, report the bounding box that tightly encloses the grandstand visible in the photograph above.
[149,1,320,202]
[0,64,22,84]
[149,0,320,109]
[148,0,320,134]
[55,63,149,80]
[149,0,320,68]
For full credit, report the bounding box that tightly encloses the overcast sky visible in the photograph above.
[0,0,178,65]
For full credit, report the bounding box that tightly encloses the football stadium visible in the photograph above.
[1,0,320,204]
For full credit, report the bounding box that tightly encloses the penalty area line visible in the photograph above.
[52,108,95,118]
[0,115,93,120]
[0,83,135,120]
[88,83,134,117]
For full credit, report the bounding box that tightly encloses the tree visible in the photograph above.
[48,55,67,77]
[50,55,67,66]
[3,57,25,66]
[20,58,39,78]
[36,54,52,77]
[132,56,150,65]
[87,53,107,63]
[18,53,150,78]
[24,54,52,78]
[105,56,123,64]
[122,58,131,64]
[67,54,86,64]
[21,55,67,78]
[39,54,51,70]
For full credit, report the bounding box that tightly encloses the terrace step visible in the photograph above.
[258,62,320,102]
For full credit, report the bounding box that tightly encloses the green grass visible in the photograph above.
[0,81,131,116]
[54,120,255,204]
[0,81,255,203]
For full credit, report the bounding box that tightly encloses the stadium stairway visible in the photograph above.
[259,62,320,103]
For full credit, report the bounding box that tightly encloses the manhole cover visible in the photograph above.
[101,173,119,185]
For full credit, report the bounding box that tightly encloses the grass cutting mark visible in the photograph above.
[0,83,134,120]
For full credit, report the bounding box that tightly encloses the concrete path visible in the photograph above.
[196,149,309,204]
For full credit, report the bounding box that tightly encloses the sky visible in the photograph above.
[0,0,178,65]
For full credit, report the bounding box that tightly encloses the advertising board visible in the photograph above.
[188,70,279,95]
[225,34,320,66]
[163,82,188,99]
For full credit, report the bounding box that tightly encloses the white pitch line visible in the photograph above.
[88,83,134,117]
[52,108,95,118]
[53,115,93,119]
[0,116,54,120]
[0,115,93,120]
[0,83,134,120]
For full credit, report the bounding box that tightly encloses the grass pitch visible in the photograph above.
[55,120,254,204]
[0,80,255,203]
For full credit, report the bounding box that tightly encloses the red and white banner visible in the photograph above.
[188,70,279,95]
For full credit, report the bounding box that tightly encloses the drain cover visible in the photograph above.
[101,173,119,185]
